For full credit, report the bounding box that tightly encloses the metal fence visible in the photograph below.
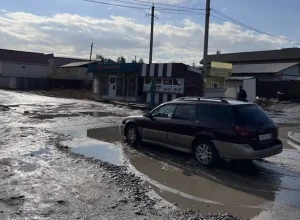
[257,80,300,99]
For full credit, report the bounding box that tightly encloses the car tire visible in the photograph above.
[125,124,140,146]
[193,139,219,168]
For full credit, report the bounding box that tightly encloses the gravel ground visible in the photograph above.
[0,90,242,220]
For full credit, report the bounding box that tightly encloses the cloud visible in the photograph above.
[0,10,289,65]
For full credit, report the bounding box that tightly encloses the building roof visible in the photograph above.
[203,48,300,64]
[60,59,117,68]
[232,62,299,74]
[0,49,48,65]
[60,61,93,68]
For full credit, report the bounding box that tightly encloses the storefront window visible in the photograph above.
[163,79,172,85]
[116,78,124,96]
[173,79,183,85]
[153,79,162,85]
[127,78,136,97]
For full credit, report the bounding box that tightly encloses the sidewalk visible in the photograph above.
[101,100,155,111]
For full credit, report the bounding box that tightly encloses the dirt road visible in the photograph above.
[0,89,300,220]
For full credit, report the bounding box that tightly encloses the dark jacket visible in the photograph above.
[237,89,247,100]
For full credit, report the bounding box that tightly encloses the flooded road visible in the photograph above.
[60,123,300,220]
[1,89,300,219]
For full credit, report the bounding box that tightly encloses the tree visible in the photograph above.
[117,56,126,63]
[131,59,137,63]
[138,58,144,64]
[96,54,107,64]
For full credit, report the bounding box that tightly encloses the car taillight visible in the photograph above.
[236,126,256,138]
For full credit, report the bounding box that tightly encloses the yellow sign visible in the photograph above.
[210,62,232,78]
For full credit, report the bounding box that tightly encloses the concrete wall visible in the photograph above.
[1,62,48,78]
[282,64,300,80]
[53,67,92,80]
[282,64,300,76]
[47,58,54,78]
[225,79,256,102]
[225,81,240,98]
[243,78,256,102]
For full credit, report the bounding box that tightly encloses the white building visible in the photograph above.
[0,49,49,89]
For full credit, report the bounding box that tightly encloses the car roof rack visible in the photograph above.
[174,96,248,104]
[174,97,202,101]
[209,97,248,102]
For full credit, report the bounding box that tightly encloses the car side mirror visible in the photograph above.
[144,112,152,118]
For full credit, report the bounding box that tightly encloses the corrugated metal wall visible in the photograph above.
[0,76,50,90]
[0,76,92,91]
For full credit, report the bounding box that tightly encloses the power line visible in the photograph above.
[173,28,201,62]
[211,9,300,43]
[109,0,151,7]
[127,0,205,11]
[156,7,205,13]
[111,0,205,12]
[84,0,149,10]
[157,11,205,16]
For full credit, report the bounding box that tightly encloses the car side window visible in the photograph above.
[172,104,196,121]
[151,104,177,119]
[196,104,233,125]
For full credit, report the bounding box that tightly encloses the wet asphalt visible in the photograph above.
[1,90,300,219]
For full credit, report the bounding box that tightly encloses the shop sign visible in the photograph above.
[98,65,121,71]
[210,62,232,78]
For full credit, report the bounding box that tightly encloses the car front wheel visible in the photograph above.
[193,139,219,168]
[125,124,140,146]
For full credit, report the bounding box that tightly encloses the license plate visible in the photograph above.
[259,133,272,141]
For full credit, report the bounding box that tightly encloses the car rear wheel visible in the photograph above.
[193,139,219,168]
[125,124,140,146]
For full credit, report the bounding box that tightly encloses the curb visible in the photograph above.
[288,131,300,147]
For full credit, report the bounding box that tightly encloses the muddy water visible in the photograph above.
[62,125,300,220]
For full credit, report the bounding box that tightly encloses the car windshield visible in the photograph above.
[233,105,274,126]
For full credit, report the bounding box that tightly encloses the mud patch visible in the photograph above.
[24,148,52,157]
[19,162,38,172]
[0,195,25,206]
[0,105,9,111]
[29,113,79,120]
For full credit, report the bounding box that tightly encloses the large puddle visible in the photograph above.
[60,126,300,220]
[61,127,123,165]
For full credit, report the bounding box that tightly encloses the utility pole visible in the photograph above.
[89,42,94,64]
[148,4,156,64]
[202,0,211,79]
[88,42,94,74]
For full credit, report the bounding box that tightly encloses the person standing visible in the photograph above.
[150,79,156,105]
[237,85,247,100]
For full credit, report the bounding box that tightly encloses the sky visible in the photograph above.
[0,0,299,65]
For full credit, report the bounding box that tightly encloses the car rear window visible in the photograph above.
[196,104,233,125]
[232,105,274,126]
